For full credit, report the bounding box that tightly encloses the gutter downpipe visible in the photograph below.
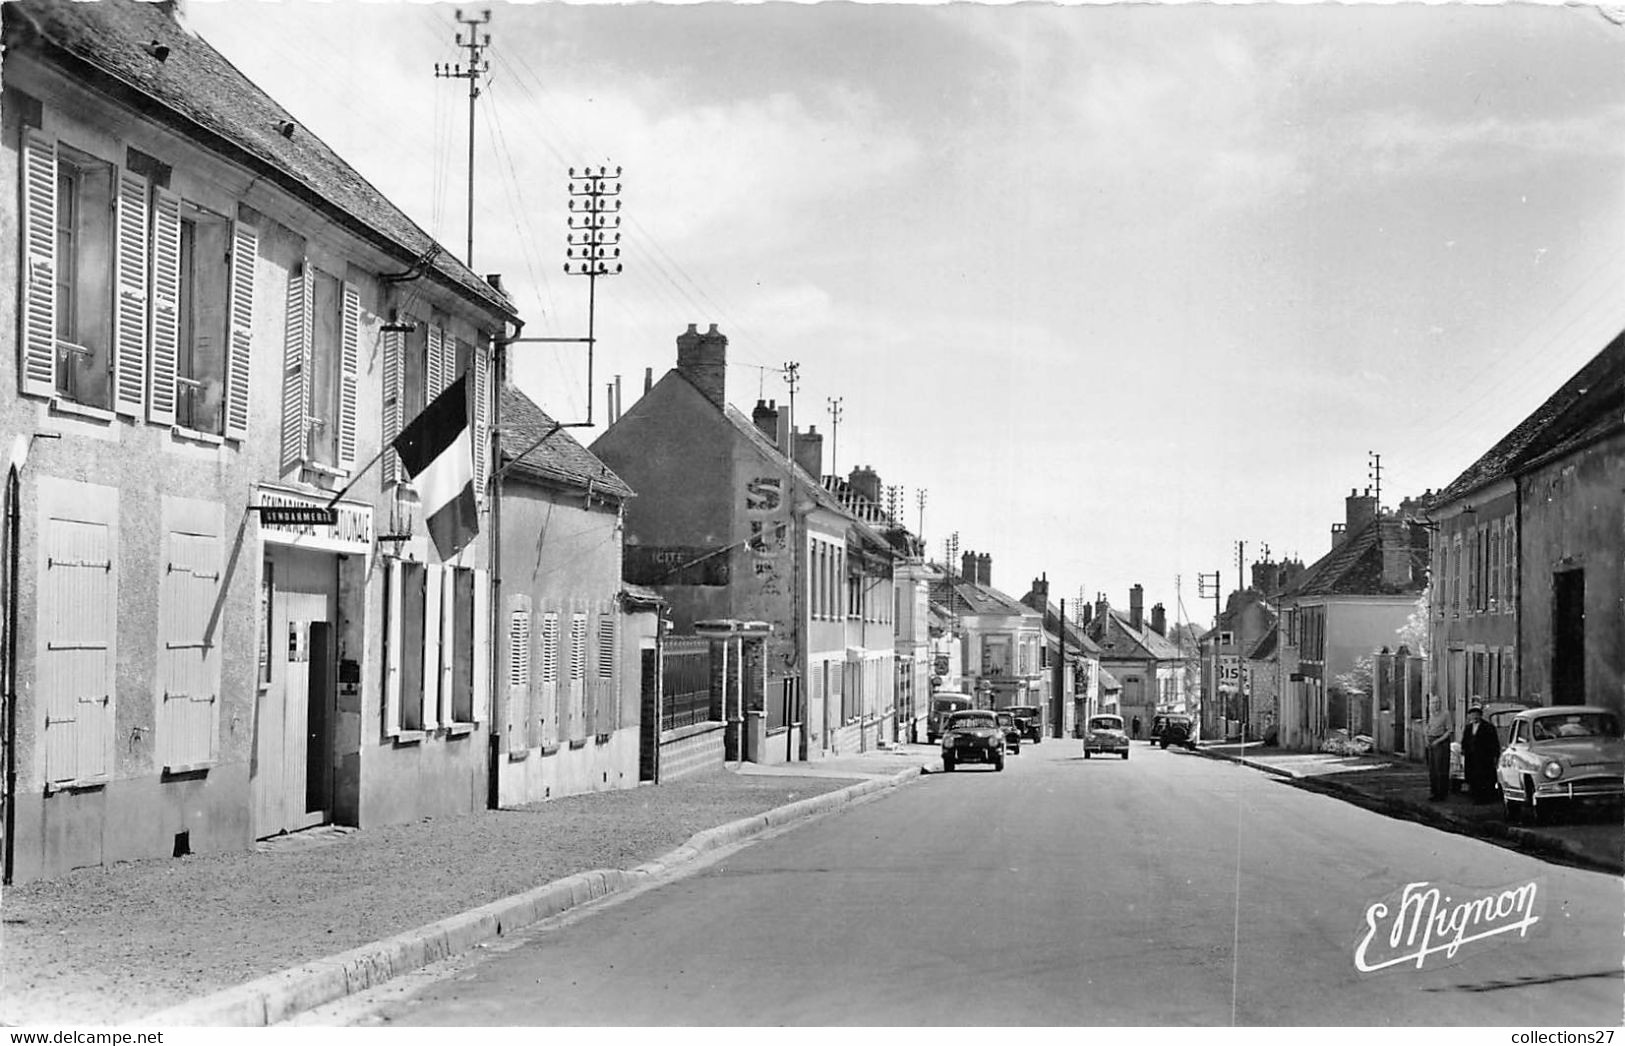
[488,313,524,810]
[3,465,19,884]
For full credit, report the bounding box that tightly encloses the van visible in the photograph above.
[927,692,975,743]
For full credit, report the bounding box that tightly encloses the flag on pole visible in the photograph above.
[393,373,478,561]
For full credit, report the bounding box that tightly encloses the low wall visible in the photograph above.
[659,722,725,782]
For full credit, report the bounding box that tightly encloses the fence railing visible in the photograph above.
[662,635,714,733]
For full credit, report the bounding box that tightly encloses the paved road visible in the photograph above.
[317,742,1623,1026]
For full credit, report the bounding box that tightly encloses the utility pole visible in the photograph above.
[916,488,927,544]
[1197,569,1222,740]
[1368,451,1383,514]
[1236,540,1247,742]
[827,396,844,477]
[1055,598,1067,739]
[435,8,492,268]
[782,362,800,470]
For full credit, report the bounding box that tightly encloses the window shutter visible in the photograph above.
[20,129,57,398]
[385,559,402,736]
[147,187,181,426]
[473,344,489,501]
[41,517,115,784]
[382,328,403,484]
[426,324,446,401]
[281,263,312,473]
[507,601,531,750]
[338,282,360,468]
[421,564,442,731]
[540,612,559,746]
[113,168,149,417]
[438,566,455,727]
[569,612,587,739]
[224,221,257,440]
[472,568,490,724]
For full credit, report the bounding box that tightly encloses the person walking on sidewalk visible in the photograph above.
[1424,695,1453,801]
[1461,702,1502,804]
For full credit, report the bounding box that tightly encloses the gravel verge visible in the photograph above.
[0,770,852,1026]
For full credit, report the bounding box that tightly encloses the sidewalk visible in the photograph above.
[0,751,933,1028]
[1193,741,1623,875]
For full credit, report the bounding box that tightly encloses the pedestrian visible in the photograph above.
[1424,695,1453,801]
[1132,715,1141,739]
[1461,702,1502,804]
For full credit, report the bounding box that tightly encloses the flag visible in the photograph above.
[393,373,478,561]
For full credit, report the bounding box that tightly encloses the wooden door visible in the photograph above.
[252,549,335,838]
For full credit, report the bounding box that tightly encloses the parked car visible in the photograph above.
[1449,702,1526,792]
[1498,706,1624,824]
[942,709,1006,772]
[995,710,1022,754]
[927,692,975,743]
[1005,705,1043,744]
[1083,714,1129,760]
[1157,713,1197,750]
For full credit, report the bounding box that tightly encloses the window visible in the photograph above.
[52,148,116,409]
[1218,630,1234,647]
[385,561,488,736]
[156,527,222,768]
[281,262,358,474]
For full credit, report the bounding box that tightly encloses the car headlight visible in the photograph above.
[1542,760,1564,780]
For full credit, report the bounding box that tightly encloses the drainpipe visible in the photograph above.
[3,465,19,884]
[488,313,523,810]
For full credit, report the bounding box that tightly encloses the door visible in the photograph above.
[1448,649,1466,722]
[638,648,658,782]
[1553,569,1585,704]
[252,548,336,838]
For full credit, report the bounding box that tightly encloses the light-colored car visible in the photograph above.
[1449,702,1526,792]
[941,709,1006,772]
[1083,714,1129,760]
[1497,706,1624,824]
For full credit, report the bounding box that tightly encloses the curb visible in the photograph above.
[143,766,922,1027]
[1195,747,1622,876]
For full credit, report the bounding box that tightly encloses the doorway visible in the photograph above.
[1553,569,1585,704]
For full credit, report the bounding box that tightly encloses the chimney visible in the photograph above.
[1030,574,1050,608]
[978,552,991,587]
[794,425,823,479]
[1150,603,1166,636]
[1331,522,1348,549]
[676,323,727,408]
[644,367,653,395]
[1250,559,1275,593]
[962,550,978,583]
[1081,603,1093,626]
[849,465,881,505]
[485,273,507,297]
[1379,518,1415,589]
[1346,487,1378,536]
[752,399,780,445]
[1129,584,1144,632]
[1095,593,1110,626]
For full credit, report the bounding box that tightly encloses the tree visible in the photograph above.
[1396,583,1430,653]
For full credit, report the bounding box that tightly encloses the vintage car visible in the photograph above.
[927,692,975,744]
[1156,713,1197,750]
[1449,702,1526,792]
[996,710,1022,754]
[941,709,1006,772]
[1083,714,1130,760]
[1005,705,1044,744]
[1498,706,1624,824]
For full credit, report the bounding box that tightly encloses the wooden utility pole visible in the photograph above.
[435,9,492,268]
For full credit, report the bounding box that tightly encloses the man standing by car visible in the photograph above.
[1424,695,1453,801]
[1461,702,1502,804]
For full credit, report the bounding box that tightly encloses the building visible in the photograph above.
[932,552,1048,716]
[1,0,515,881]
[1020,574,1101,739]
[1277,491,1431,751]
[1195,559,1300,741]
[590,325,899,763]
[1082,586,1189,741]
[492,385,640,805]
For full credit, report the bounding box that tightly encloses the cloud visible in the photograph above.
[1341,104,1625,180]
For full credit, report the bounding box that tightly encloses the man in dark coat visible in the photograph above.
[1461,703,1502,804]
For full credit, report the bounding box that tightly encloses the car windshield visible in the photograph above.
[1089,717,1122,731]
[950,714,996,730]
[1529,713,1621,741]
[996,714,1014,726]
[934,698,972,714]
[1007,707,1038,717]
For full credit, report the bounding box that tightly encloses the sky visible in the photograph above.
[185,0,1625,630]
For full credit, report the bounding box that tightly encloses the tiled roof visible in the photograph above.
[1281,517,1429,598]
[620,583,665,608]
[500,386,633,499]
[9,0,514,318]
[1084,609,1186,662]
[930,577,1041,620]
[1247,626,1279,661]
[1023,597,1102,656]
[1430,332,1625,507]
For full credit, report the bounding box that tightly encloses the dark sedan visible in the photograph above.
[941,710,1007,772]
[1005,705,1044,744]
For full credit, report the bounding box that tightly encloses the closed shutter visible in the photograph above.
[112,168,149,417]
[224,221,257,440]
[147,187,181,426]
[338,282,360,468]
[158,532,221,768]
[597,613,616,734]
[539,612,559,746]
[569,613,587,740]
[281,263,312,473]
[382,328,403,484]
[41,518,115,784]
[384,559,402,736]
[426,324,446,401]
[472,569,490,724]
[421,565,442,731]
[20,129,57,398]
[438,565,455,726]
[473,343,489,501]
[507,603,531,750]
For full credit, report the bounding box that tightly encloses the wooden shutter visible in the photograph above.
[338,282,360,468]
[438,566,455,726]
[539,612,559,746]
[472,569,490,724]
[147,187,181,425]
[20,129,57,398]
[224,221,257,440]
[41,517,115,784]
[382,328,403,484]
[280,263,312,473]
[507,602,531,750]
[569,613,587,740]
[112,168,149,417]
[421,565,442,731]
[473,343,489,501]
[384,559,402,736]
[158,531,221,768]
[426,324,446,401]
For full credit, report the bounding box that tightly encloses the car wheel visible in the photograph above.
[1083,748,1091,759]
[1160,738,1169,750]
[1121,749,1129,760]
[995,755,1005,772]
[1502,790,1522,823]
[1524,777,1548,825]
[943,755,955,773]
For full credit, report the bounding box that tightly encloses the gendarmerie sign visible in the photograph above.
[255,486,373,554]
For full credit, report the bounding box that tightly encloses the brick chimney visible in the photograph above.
[752,399,779,446]
[848,465,882,505]
[962,550,978,583]
[676,323,727,408]
[978,553,991,587]
[1150,603,1166,636]
[1379,518,1416,589]
[1081,603,1093,626]
[1129,585,1144,632]
[1347,487,1377,535]
[1030,574,1050,608]
[1250,559,1275,593]
[1095,593,1110,627]
[794,425,823,479]
[1331,522,1348,549]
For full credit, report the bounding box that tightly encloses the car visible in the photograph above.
[1157,713,1197,750]
[927,692,975,744]
[1497,706,1624,824]
[1449,702,1526,792]
[996,710,1022,754]
[1004,705,1043,744]
[941,709,1006,772]
[1083,714,1130,760]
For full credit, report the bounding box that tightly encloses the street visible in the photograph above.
[309,743,1623,1026]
